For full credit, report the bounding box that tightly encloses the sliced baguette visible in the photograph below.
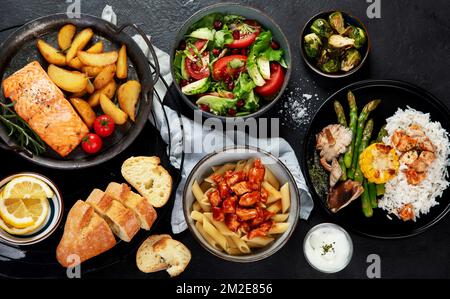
[153,238,192,277]
[121,156,172,208]
[136,234,172,273]
[86,189,140,242]
[105,182,157,230]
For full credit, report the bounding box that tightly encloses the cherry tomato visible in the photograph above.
[227,22,261,48]
[93,115,115,138]
[81,133,103,154]
[185,52,210,80]
[255,62,285,97]
[212,54,247,81]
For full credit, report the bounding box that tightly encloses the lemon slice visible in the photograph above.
[0,197,49,230]
[0,216,37,235]
[2,176,54,200]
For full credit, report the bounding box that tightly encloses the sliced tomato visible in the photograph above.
[185,52,210,80]
[255,62,285,97]
[227,22,261,48]
[189,39,208,54]
[212,54,247,81]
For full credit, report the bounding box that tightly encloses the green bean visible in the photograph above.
[368,182,378,208]
[344,91,358,171]
[376,184,385,196]
[362,180,373,217]
[354,119,374,183]
[350,100,381,177]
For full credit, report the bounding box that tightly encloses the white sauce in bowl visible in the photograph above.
[303,223,353,273]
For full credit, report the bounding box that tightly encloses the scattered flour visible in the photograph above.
[278,86,321,129]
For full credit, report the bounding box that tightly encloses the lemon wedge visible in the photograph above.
[2,176,54,200]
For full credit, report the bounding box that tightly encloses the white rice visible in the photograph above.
[378,107,450,220]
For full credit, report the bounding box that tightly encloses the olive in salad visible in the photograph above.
[303,11,367,74]
[173,14,288,117]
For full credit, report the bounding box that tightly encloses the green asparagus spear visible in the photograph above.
[334,101,348,127]
[368,182,378,208]
[334,100,348,180]
[362,180,373,217]
[376,125,388,142]
[354,119,374,183]
[344,91,358,170]
[376,183,385,196]
[350,100,381,177]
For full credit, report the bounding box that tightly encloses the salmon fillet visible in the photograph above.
[2,61,89,157]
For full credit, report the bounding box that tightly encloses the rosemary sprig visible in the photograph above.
[0,101,46,155]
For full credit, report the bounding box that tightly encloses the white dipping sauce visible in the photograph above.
[304,224,352,273]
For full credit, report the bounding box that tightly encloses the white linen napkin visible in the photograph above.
[102,6,313,234]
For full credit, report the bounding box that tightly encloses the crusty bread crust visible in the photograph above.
[56,200,116,268]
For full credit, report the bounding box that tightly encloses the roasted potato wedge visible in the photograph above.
[82,65,103,77]
[86,78,95,94]
[93,64,116,90]
[67,57,83,70]
[58,24,76,50]
[77,51,118,67]
[118,80,141,122]
[87,41,103,54]
[47,64,87,93]
[70,97,96,128]
[100,93,128,125]
[37,39,66,66]
[116,45,128,79]
[66,28,93,63]
[88,80,116,106]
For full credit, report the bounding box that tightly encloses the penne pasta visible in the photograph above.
[193,201,202,212]
[225,247,244,255]
[226,236,238,249]
[262,181,282,204]
[192,181,210,211]
[272,213,289,222]
[196,221,222,251]
[203,218,229,251]
[231,235,251,254]
[205,163,236,183]
[264,167,280,190]
[280,182,290,213]
[266,201,282,214]
[235,160,247,172]
[199,181,212,193]
[191,210,205,223]
[268,222,289,235]
[204,212,236,236]
[242,158,255,176]
[241,236,275,248]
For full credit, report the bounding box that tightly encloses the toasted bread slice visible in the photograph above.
[121,156,172,208]
[136,234,172,273]
[152,238,191,277]
[105,182,157,230]
[56,200,116,267]
[86,189,140,242]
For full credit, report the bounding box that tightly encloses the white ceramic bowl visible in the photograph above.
[183,146,300,262]
[0,173,63,246]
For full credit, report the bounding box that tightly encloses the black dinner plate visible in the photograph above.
[302,79,450,239]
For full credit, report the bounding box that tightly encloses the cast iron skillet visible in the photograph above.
[302,80,450,239]
[0,13,160,169]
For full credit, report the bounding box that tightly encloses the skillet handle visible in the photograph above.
[111,23,160,94]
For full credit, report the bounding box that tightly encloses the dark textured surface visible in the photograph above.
[0,0,449,279]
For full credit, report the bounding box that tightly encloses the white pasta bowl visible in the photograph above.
[183,146,300,263]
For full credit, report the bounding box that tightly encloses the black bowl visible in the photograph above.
[301,80,450,239]
[300,11,370,78]
[170,3,292,120]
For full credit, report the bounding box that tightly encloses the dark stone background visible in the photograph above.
[0,0,449,278]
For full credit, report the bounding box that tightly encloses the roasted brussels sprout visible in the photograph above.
[329,11,345,34]
[310,18,333,38]
[304,33,322,59]
[318,50,339,73]
[328,34,355,49]
[349,27,367,49]
[341,49,362,71]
